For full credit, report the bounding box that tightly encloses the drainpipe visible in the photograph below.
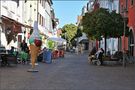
[0,0,1,46]
[122,7,128,67]
[37,0,39,23]
[0,14,2,46]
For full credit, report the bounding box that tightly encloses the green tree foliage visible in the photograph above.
[82,8,125,39]
[82,8,113,40]
[82,8,125,54]
[75,27,83,38]
[110,10,124,38]
[70,27,83,46]
[82,12,96,40]
[61,24,77,44]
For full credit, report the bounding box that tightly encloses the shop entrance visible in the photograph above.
[128,29,134,56]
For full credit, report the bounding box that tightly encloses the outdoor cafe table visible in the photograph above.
[0,53,17,66]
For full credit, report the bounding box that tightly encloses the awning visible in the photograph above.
[1,15,33,44]
[79,39,89,43]
[78,33,88,42]
[47,37,67,43]
[1,15,32,29]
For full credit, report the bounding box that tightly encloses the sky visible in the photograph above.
[52,0,88,28]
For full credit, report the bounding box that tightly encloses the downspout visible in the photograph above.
[37,0,39,23]
[0,1,1,46]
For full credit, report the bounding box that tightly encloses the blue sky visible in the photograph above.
[52,0,88,28]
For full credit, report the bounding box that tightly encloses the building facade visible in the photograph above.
[0,0,26,50]
[38,0,52,36]
[119,0,135,56]
[0,0,58,50]
[87,0,94,12]
[21,0,37,47]
[98,0,119,13]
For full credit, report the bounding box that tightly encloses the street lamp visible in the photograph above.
[122,7,128,67]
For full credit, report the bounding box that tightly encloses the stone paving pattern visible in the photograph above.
[0,52,135,90]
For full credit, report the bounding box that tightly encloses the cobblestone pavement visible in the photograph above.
[0,52,135,90]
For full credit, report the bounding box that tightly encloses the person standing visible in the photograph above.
[42,47,47,63]
[20,40,29,64]
[75,46,79,55]
[20,40,29,53]
[9,46,15,55]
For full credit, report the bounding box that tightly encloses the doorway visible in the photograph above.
[128,29,134,56]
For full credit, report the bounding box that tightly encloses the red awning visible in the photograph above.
[1,15,33,44]
[1,15,33,29]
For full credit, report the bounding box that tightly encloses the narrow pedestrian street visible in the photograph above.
[0,52,135,90]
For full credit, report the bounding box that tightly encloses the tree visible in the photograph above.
[110,10,124,38]
[82,8,113,54]
[82,8,125,54]
[75,27,83,38]
[61,24,77,46]
[82,11,97,40]
[70,27,83,47]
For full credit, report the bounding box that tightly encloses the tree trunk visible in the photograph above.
[104,34,107,56]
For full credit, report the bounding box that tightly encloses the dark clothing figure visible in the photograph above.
[89,47,97,56]
[101,48,104,54]
[95,48,104,65]
[20,40,29,53]
[9,46,15,55]
[88,47,97,64]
